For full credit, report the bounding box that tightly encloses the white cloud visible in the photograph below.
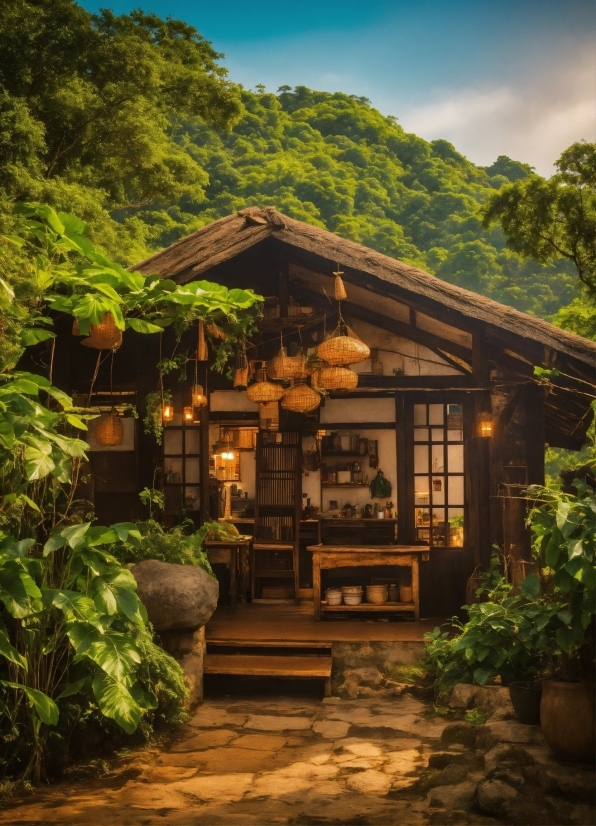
[398,44,596,175]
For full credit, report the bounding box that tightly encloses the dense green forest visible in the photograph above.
[0,0,585,322]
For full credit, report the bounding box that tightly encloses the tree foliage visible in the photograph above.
[483,141,596,296]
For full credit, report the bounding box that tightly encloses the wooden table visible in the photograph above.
[205,538,251,606]
[306,544,430,621]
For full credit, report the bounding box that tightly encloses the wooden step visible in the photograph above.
[207,639,331,650]
[204,653,332,679]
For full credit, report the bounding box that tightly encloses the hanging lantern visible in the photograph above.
[197,320,208,361]
[191,384,208,408]
[477,411,493,438]
[267,348,312,381]
[316,321,369,366]
[183,406,193,423]
[162,403,174,423]
[314,365,359,392]
[281,383,321,414]
[234,350,249,390]
[333,265,348,301]
[72,318,82,336]
[81,312,123,351]
[95,409,123,446]
[246,369,284,403]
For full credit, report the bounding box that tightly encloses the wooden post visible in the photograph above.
[200,363,211,523]
[471,329,492,569]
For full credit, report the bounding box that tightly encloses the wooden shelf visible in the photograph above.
[321,483,368,488]
[321,602,415,612]
[321,451,363,458]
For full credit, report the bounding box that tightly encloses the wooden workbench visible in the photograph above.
[205,538,251,606]
[306,544,430,621]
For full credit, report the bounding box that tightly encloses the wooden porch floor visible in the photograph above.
[206,603,443,645]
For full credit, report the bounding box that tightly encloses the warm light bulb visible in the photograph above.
[183,406,193,422]
[191,384,207,408]
[221,450,235,461]
[162,404,174,423]
[477,411,493,438]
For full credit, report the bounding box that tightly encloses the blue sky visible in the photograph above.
[80,0,596,174]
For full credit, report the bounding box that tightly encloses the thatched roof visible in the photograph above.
[134,206,596,369]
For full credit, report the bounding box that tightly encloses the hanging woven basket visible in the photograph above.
[246,369,284,403]
[316,322,369,366]
[81,313,123,351]
[94,409,123,446]
[234,350,249,390]
[281,382,321,414]
[267,348,312,381]
[197,320,208,361]
[314,365,359,392]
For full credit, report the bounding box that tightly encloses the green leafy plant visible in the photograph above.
[423,556,564,700]
[111,520,214,576]
[138,488,165,520]
[527,480,596,680]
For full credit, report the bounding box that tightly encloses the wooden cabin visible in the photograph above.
[56,207,596,626]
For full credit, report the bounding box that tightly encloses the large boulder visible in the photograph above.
[131,559,218,631]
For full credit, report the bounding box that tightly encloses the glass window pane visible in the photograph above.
[414,427,429,442]
[429,404,444,425]
[164,457,183,483]
[414,477,430,505]
[415,508,430,527]
[185,457,201,484]
[414,445,429,474]
[431,445,444,473]
[164,485,182,513]
[448,475,464,505]
[414,404,427,426]
[185,429,201,454]
[432,507,446,526]
[431,428,444,442]
[447,427,463,442]
[184,486,200,510]
[432,475,445,505]
[448,508,464,547]
[447,444,464,474]
[164,430,183,454]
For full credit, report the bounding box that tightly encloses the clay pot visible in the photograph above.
[540,680,595,762]
[399,585,413,604]
[508,682,542,725]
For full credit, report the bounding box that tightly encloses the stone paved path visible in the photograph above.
[1,692,594,825]
[0,695,447,825]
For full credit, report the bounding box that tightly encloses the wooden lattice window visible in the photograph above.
[413,402,464,547]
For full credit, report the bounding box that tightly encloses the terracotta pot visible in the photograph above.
[508,682,542,725]
[540,680,595,762]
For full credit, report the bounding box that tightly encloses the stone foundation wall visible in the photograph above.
[159,626,206,706]
[331,640,426,698]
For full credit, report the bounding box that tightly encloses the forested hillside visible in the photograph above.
[0,2,580,319]
[155,87,578,317]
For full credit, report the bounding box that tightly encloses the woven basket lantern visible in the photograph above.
[246,369,284,403]
[281,382,321,414]
[267,348,312,381]
[72,318,82,336]
[94,409,123,446]
[197,320,208,361]
[81,313,123,351]
[234,350,249,390]
[316,323,369,366]
[314,365,359,392]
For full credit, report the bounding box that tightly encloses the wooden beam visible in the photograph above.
[357,375,474,389]
[341,300,472,362]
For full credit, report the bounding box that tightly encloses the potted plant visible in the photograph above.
[527,479,596,762]
[423,556,561,722]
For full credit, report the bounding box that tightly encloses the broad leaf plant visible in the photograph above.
[0,204,261,781]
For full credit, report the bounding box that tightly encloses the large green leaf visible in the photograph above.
[2,682,59,726]
[24,445,55,480]
[67,622,104,655]
[126,318,164,334]
[92,671,142,734]
[0,628,27,670]
[61,522,90,549]
[85,633,141,684]
[0,562,33,617]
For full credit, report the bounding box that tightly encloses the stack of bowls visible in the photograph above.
[325,587,343,605]
[366,584,388,605]
[342,585,363,606]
